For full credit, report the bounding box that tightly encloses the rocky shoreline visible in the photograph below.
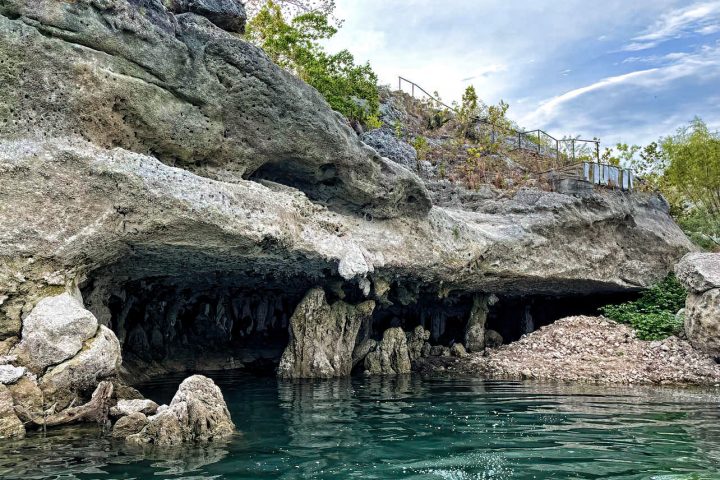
[415,315,720,386]
[1,0,719,450]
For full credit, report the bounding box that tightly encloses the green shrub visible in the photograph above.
[600,274,686,340]
[247,1,379,125]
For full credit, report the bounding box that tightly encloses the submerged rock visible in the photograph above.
[112,412,149,439]
[278,288,375,379]
[365,327,412,375]
[126,375,234,446]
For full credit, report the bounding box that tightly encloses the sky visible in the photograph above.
[323,0,720,147]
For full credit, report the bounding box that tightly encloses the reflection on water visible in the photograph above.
[1,372,720,479]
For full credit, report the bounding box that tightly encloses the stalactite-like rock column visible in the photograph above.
[278,288,375,379]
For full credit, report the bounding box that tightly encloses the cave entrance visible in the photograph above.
[485,291,641,344]
[82,274,312,381]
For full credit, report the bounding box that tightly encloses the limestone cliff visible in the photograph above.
[0,0,694,387]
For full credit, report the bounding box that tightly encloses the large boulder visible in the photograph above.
[39,325,122,409]
[0,0,429,219]
[676,253,720,293]
[364,327,412,375]
[278,288,375,379]
[126,375,234,446]
[676,253,720,357]
[0,384,24,439]
[684,289,720,358]
[13,293,98,372]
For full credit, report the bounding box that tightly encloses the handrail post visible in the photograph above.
[595,141,600,163]
[571,139,575,161]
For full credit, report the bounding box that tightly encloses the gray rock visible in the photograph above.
[0,0,429,219]
[364,327,411,375]
[111,399,159,417]
[112,412,149,439]
[429,345,451,357]
[165,0,246,33]
[13,293,98,373]
[278,288,375,379]
[127,375,234,446]
[450,343,468,357]
[684,289,720,358]
[0,384,24,439]
[406,325,431,361]
[361,129,418,171]
[0,365,24,385]
[485,330,504,348]
[675,253,720,293]
[39,326,122,409]
[465,294,497,352]
[352,338,378,369]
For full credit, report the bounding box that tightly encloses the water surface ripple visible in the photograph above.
[1,372,720,479]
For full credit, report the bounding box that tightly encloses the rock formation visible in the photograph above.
[0,384,24,439]
[364,327,412,375]
[278,288,375,379]
[0,0,700,430]
[676,253,720,358]
[464,294,497,352]
[124,375,234,446]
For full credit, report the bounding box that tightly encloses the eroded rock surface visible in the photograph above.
[676,253,720,294]
[0,384,24,439]
[676,253,720,357]
[278,288,375,379]
[0,0,428,219]
[14,293,98,373]
[364,327,412,375]
[126,375,234,446]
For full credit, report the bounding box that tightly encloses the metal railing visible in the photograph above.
[397,76,601,165]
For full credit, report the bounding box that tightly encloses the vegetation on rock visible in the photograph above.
[606,118,720,251]
[246,1,380,127]
[601,274,687,340]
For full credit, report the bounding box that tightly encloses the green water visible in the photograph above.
[2,372,720,479]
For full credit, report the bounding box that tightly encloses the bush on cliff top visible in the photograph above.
[600,274,686,340]
[246,1,380,127]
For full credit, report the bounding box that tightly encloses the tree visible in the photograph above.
[456,85,479,137]
[247,1,379,126]
[244,0,338,22]
[661,118,720,249]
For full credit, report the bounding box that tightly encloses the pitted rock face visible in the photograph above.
[0,0,430,219]
[164,0,246,33]
[364,327,412,375]
[126,375,234,445]
[278,288,376,379]
[675,253,720,293]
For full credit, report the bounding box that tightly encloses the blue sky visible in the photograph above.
[324,1,720,147]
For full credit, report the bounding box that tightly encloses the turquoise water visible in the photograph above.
[2,372,720,479]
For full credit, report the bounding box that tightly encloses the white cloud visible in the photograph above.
[522,43,720,128]
[623,1,720,51]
